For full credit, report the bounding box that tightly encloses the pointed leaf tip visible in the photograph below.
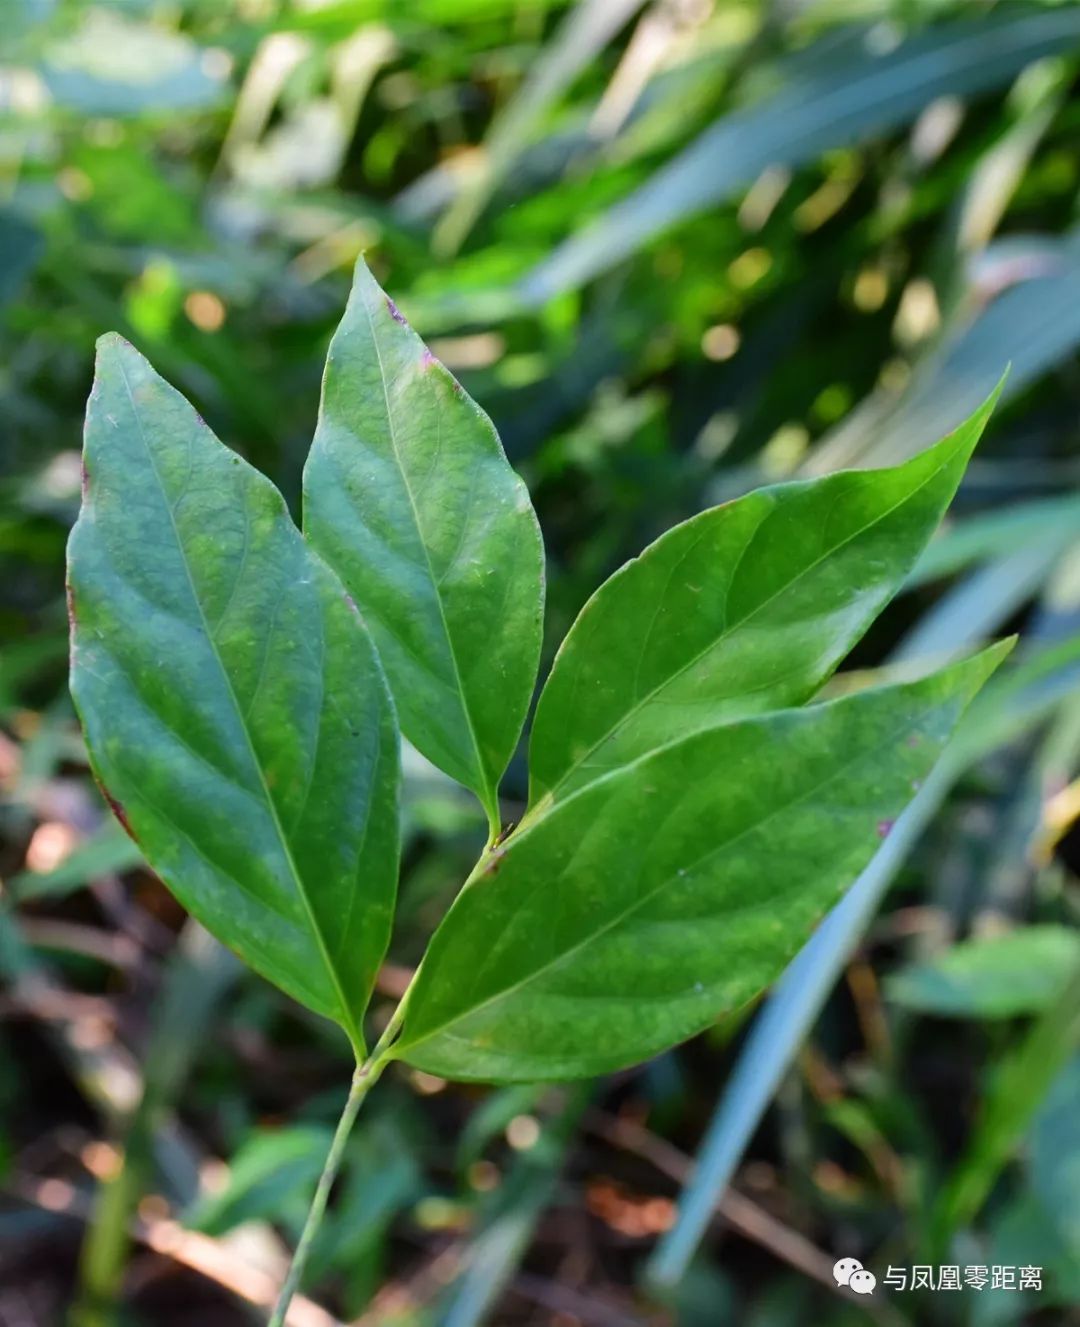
[528,419,995,808]
[396,644,1008,1082]
[304,257,544,825]
[70,345,401,1046]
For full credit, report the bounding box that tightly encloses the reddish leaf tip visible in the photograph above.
[96,779,139,844]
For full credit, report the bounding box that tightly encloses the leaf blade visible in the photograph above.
[529,397,995,809]
[304,258,544,829]
[68,335,400,1049]
[395,642,1010,1082]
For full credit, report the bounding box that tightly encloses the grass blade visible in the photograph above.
[522,10,1080,301]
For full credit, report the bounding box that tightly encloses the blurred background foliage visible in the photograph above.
[2,0,1080,1324]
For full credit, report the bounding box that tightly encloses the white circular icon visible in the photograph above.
[833,1257,863,1287]
[850,1269,877,1295]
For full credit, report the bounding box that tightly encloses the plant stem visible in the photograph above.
[267,1051,388,1327]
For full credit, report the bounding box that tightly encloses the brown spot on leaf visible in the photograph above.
[106,794,136,839]
[385,296,407,326]
[94,776,139,845]
[482,848,507,877]
[876,819,894,838]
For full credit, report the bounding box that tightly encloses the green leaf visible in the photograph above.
[887,926,1080,1019]
[393,642,1010,1083]
[647,628,1078,1289]
[304,258,544,832]
[528,399,994,810]
[68,335,399,1052]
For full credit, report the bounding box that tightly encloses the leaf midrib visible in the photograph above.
[115,358,363,1049]
[537,440,963,807]
[355,293,493,815]
[399,689,954,1059]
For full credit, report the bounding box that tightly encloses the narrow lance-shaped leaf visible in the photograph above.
[520,9,1080,302]
[68,335,399,1052]
[393,642,1010,1083]
[304,258,544,832]
[528,393,997,811]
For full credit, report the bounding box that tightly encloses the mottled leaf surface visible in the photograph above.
[68,336,399,1050]
[304,259,543,829]
[529,400,995,809]
[394,644,1009,1082]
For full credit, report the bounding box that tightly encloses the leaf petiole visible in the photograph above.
[266,1024,398,1327]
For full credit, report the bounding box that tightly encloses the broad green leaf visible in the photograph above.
[529,399,994,810]
[649,632,1080,1287]
[68,335,399,1051]
[887,926,1080,1019]
[304,258,544,832]
[393,642,1010,1083]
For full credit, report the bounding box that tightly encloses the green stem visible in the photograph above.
[267,1051,388,1327]
[483,792,503,850]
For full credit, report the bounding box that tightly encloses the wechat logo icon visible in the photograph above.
[834,1258,876,1294]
